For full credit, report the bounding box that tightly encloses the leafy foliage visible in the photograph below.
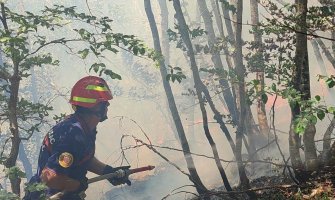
[218,0,237,14]
[166,65,186,83]
[243,1,335,136]
[318,75,335,89]
[4,166,26,180]
[0,2,157,196]
[24,182,48,200]
[0,190,19,200]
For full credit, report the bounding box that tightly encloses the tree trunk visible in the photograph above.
[318,0,335,55]
[291,0,317,172]
[1,3,22,194]
[171,0,233,193]
[158,0,170,64]
[316,38,335,67]
[322,118,335,165]
[6,71,21,195]
[250,0,270,137]
[197,0,238,125]
[310,39,335,165]
[144,0,208,194]
[231,1,254,196]
[211,0,239,108]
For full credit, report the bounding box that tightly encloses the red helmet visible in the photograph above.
[70,76,113,108]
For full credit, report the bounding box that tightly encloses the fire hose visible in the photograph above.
[48,165,155,200]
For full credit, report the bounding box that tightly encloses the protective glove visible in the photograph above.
[103,165,131,186]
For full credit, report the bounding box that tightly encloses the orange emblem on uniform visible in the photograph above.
[59,152,73,168]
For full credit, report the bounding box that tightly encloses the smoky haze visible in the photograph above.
[1,0,335,200]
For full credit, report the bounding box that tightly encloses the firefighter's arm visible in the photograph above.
[40,168,81,192]
[87,156,107,175]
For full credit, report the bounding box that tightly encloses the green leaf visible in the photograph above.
[90,63,106,73]
[5,166,26,179]
[327,106,335,114]
[252,79,260,85]
[166,74,171,82]
[261,93,268,104]
[294,120,306,135]
[271,83,277,92]
[139,48,146,55]
[317,110,325,120]
[0,37,11,43]
[104,69,121,80]
[89,46,99,56]
[315,95,321,101]
[133,46,138,55]
[310,115,317,125]
[171,74,176,82]
[0,190,19,200]
[326,78,335,88]
[78,49,89,59]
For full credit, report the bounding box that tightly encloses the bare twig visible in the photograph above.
[248,139,276,160]
[162,190,199,200]
[113,116,152,145]
[23,38,82,59]
[0,3,9,30]
[122,140,293,168]
[219,1,335,42]
[125,135,197,184]
[271,94,299,185]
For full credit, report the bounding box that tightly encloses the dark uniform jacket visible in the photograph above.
[24,114,96,200]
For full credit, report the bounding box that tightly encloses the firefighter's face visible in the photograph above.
[91,101,110,122]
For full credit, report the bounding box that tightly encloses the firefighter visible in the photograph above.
[23,76,131,200]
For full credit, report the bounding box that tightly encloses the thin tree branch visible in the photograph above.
[219,2,335,42]
[0,3,9,30]
[123,140,293,169]
[125,135,195,180]
[162,190,199,200]
[271,94,300,185]
[23,38,82,60]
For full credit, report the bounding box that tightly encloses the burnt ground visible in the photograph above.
[195,166,335,200]
[102,165,335,200]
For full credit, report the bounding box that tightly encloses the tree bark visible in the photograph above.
[310,39,335,165]
[250,0,270,137]
[231,1,254,196]
[197,0,238,125]
[5,66,21,195]
[291,0,317,172]
[322,118,335,165]
[171,0,234,193]
[1,3,22,194]
[144,0,208,194]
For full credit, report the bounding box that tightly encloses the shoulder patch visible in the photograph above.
[58,152,74,168]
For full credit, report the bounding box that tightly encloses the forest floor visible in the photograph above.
[200,166,335,200]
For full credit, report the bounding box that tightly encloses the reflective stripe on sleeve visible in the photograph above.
[85,85,109,92]
[72,96,97,103]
